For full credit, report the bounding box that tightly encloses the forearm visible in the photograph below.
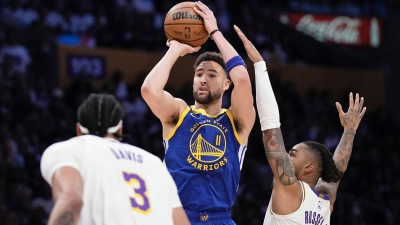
[212,31,240,63]
[333,128,356,172]
[142,47,181,93]
[257,60,293,184]
[263,129,296,185]
[48,196,82,225]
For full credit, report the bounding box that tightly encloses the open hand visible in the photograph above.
[336,92,366,131]
[234,25,263,63]
[193,1,218,35]
[166,40,201,57]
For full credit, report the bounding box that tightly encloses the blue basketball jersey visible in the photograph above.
[164,106,247,212]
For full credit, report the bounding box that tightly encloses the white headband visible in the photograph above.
[79,120,123,134]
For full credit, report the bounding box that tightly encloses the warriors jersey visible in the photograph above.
[164,106,247,212]
[41,135,182,225]
[263,181,331,225]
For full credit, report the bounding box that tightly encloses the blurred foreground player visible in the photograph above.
[40,94,190,225]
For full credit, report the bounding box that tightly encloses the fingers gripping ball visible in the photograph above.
[164,2,208,47]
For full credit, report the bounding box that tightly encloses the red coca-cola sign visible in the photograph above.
[279,13,382,47]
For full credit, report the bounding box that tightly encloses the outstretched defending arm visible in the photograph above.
[234,25,302,215]
[194,3,255,139]
[315,93,366,213]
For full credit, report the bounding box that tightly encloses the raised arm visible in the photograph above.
[141,41,200,129]
[47,166,83,225]
[194,3,255,138]
[315,92,366,213]
[235,25,302,214]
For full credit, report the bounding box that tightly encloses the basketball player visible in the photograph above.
[40,94,190,225]
[141,2,255,224]
[234,26,366,225]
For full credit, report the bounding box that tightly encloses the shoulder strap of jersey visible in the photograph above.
[165,106,191,140]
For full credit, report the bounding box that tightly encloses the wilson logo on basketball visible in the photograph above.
[172,11,203,21]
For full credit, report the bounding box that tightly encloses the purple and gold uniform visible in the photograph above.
[41,135,182,225]
[263,181,331,225]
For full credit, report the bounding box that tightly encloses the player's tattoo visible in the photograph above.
[263,129,296,185]
[277,157,296,185]
[315,180,339,203]
[343,109,359,128]
[334,129,355,171]
[265,152,286,159]
[55,212,74,225]
[267,130,279,150]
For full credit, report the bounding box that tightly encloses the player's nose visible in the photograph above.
[200,76,207,83]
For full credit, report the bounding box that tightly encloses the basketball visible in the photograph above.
[164,2,208,47]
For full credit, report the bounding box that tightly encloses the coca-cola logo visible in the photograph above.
[295,14,360,44]
[172,11,203,21]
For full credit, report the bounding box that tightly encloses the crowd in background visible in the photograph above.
[0,0,399,224]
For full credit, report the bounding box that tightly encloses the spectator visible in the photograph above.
[0,29,31,77]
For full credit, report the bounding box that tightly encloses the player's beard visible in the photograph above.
[193,88,222,104]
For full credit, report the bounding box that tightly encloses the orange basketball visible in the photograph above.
[164,2,209,47]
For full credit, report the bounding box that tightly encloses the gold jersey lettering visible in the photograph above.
[187,155,194,163]
[187,156,229,171]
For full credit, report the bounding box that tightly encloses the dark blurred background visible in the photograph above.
[0,0,399,224]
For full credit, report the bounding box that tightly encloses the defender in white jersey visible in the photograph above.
[234,26,366,225]
[40,94,190,225]
[263,181,331,225]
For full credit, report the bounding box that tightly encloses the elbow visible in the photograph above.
[141,81,154,99]
[71,198,83,212]
[59,193,83,212]
[232,71,251,87]
[141,79,164,101]
[68,194,83,211]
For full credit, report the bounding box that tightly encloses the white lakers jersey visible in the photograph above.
[41,135,182,225]
[263,181,331,225]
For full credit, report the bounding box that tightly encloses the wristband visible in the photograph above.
[209,29,220,40]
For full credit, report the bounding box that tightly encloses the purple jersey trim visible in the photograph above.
[311,187,330,200]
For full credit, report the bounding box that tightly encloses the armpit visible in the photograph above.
[233,119,243,134]
[166,114,179,126]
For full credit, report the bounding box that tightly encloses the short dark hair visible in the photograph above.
[77,94,124,137]
[194,51,228,78]
[302,141,343,183]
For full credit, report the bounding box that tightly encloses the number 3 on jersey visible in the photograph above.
[123,172,151,213]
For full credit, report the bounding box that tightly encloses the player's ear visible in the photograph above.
[117,125,123,136]
[76,123,83,136]
[304,163,315,173]
[223,78,231,90]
